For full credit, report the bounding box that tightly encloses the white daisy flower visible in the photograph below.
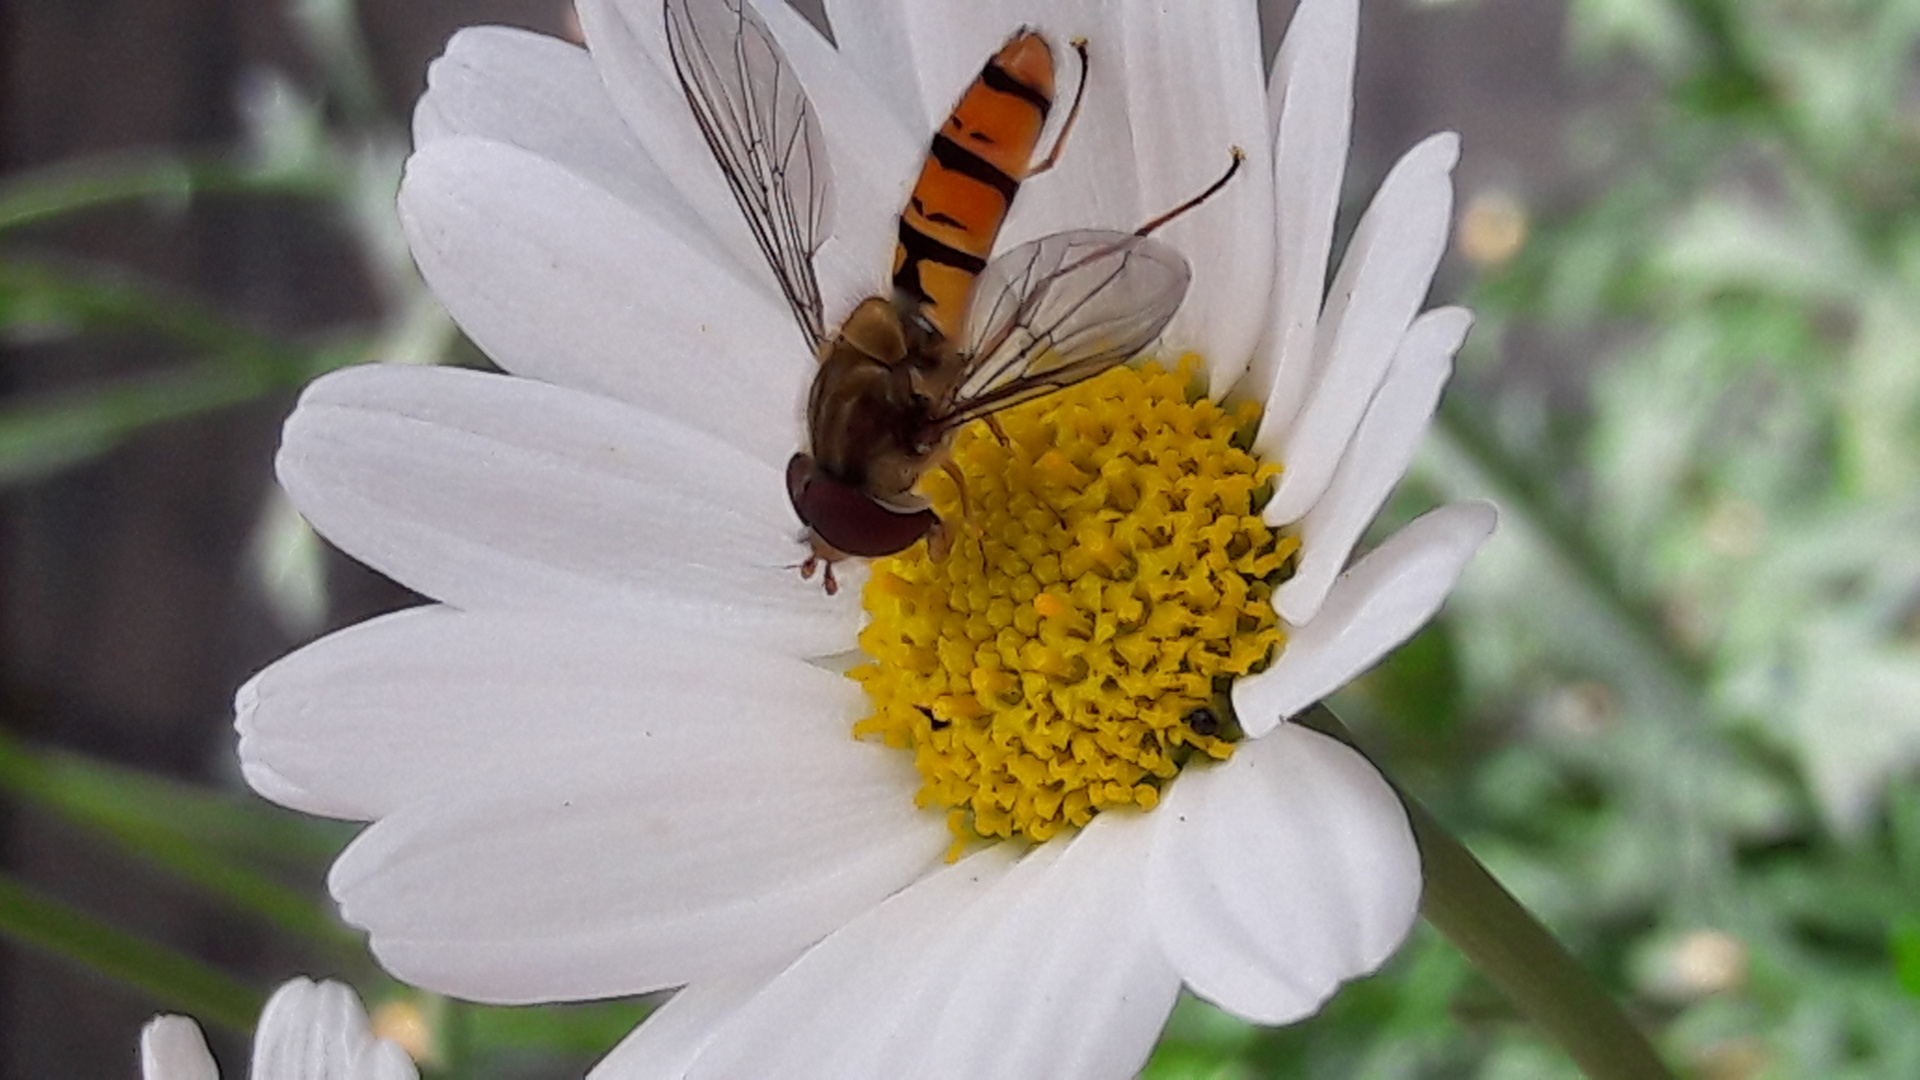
[237,0,1495,1076]
[140,978,416,1080]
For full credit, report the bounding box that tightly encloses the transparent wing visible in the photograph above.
[934,230,1192,430]
[664,0,832,351]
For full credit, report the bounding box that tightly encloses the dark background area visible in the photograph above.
[0,0,1581,1074]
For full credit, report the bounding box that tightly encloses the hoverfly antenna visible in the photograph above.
[1134,146,1245,237]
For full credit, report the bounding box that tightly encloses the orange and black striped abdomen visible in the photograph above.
[892,32,1055,341]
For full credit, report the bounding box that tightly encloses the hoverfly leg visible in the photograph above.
[925,516,956,561]
[1134,147,1246,237]
[795,551,842,596]
[982,415,1012,447]
[1023,38,1089,178]
[938,458,984,540]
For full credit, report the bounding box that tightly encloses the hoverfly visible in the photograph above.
[664,0,1239,594]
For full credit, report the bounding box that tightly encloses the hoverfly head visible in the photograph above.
[786,453,940,560]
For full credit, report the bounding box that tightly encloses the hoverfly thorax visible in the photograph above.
[807,299,953,492]
[790,299,948,567]
[665,0,1239,594]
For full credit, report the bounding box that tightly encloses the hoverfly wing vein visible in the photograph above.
[932,230,1191,431]
[960,232,1144,396]
[665,0,830,351]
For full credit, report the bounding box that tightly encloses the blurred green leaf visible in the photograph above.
[1423,0,1920,1072]
[0,730,356,950]
[0,152,339,233]
[1140,995,1259,1079]
[0,258,356,485]
[1892,918,1920,998]
[0,872,265,1034]
[0,257,316,358]
[0,362,293,484]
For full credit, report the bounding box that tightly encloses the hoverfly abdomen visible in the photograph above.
[892,31,1060,343]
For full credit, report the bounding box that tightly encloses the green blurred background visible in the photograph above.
[2,0,1917,1076]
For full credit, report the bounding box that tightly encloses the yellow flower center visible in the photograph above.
[851,358,1294,857]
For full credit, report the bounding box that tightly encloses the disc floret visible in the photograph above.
[853,359,1293,855]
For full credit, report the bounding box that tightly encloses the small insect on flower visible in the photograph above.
[664,0,1240,594]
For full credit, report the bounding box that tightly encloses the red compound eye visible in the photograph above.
[787,454,938,558]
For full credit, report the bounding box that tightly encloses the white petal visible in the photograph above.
[577,0,916,327]
[276,364,858,657]
[743,0,922,326]
[1277,307,1472,624]
[398,139,809,468]
[1265,133,1459,524]
[573,0,784,291]
[1236,501,1497,736]
[141,1017,217,1080]
[237,606,864,821]
[685,818,1180,1080]
[1245,0,1357,425]
[412,27,668,215]
[251,979,418,1080]
[824,0,1037,140]
[589,970,779,1080]
[1114,0,1273,386]
[901,816,1178,1079]
[673,846,1016,1078]
[815,1,928,135]
[1149,725,1419,1025]
[324,696,945,1002]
